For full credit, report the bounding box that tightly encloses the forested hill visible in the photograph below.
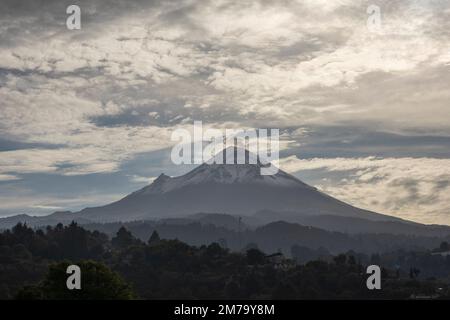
[1,222,450,300]
[80,219,450,255]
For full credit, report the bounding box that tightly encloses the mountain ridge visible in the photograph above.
[1,148,449,237]
[74,156,397,223]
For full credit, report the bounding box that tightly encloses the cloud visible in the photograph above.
[1,0,449,134]
[0,192,126,217]
[0,174,19,181]
[280,155,450,224]
[0,0,449,222]
[128,175,157,184]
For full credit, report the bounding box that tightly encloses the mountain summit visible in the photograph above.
[3,147,448,236]
[135,161,310,195]
[76,148,398,223]
[138,146,310,192]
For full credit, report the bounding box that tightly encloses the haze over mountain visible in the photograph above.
[1,0,449,226]
[74,147,399,223]
[2,147,450,239]
[0,149,444,236]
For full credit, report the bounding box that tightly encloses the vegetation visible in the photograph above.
[0,222,449,299]
[82,219,450,255]
[16,260,134,300]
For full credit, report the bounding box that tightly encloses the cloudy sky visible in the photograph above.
[0,0,449,224]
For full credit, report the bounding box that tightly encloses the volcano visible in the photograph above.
[2,147,450,237]
[76,148,399,224]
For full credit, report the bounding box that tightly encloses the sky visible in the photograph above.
[0,0,449,225]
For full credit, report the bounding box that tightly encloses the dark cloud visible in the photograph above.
[0,0,181,48]
[0,138,64,151]
[283,126,450,159]
[0,0,449,223]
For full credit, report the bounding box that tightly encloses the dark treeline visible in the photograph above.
[1,222,450,299]
[82,220,449,255]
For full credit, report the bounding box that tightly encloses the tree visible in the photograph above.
[224,279,241,298]
[112,227,136,249]
[348,255,356,265]
[12,223,34,246]
[15,285,43,300]
[272,282,297,299]
[60,221,89,259]
[217,238,228,249]
[15,260,135,300]
[246,248,266,266]
[206,242,225,258]
[148,230,160,245]
[333,254,347,265]
[12,244,32,260]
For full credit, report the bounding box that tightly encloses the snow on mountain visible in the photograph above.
[2,148,446,237]
[69,147,400,223]
[136,162,311,196]
[135,147,313,195]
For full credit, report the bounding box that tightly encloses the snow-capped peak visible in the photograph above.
[136,148,312,195]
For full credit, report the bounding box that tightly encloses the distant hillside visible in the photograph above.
[253,211,450,237]
[2,149,450,240]
[78,219,450,255]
